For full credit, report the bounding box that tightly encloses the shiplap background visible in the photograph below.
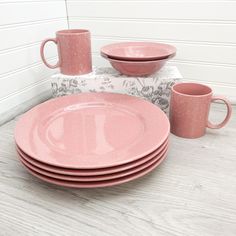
[0,0,67,124]
[0,0,236,124]
[67,0,236,101]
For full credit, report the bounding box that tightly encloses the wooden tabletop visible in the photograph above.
[0,103,235,236]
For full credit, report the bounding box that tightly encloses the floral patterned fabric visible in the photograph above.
[51,66,182,113]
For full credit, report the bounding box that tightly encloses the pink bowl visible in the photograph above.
[102,55,170,76]
[101,42,176,61]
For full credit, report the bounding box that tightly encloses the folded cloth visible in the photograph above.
[51,66,182,113]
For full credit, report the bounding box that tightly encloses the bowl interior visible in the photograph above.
[101,52,173,63]
[101,42,176,61]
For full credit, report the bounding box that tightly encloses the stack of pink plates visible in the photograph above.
[15,93,170,188]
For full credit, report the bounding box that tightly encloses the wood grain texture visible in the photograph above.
[0,103,235,236]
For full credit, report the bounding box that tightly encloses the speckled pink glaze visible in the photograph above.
[101,54,169,76]
[101,42,176,61]
[15,93,170,169]
[169,83,232,138]
[16,139,168,176]
[40,29,92,75]
[18,143,168,182]
[20,152,168,188]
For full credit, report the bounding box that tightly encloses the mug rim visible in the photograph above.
[172,82,212,97]
[56,29,90,35]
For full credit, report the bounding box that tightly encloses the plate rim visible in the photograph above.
[21,152,168,188]
[16,138,169,176]
[18,144,168,182]
[15,93,170,168]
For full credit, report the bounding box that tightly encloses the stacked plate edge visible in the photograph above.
[15,93,170,188]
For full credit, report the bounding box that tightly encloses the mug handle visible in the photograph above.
[40,38,60,69]
[207,96,232,129]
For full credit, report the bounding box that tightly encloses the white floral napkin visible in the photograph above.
[51,66,182,113]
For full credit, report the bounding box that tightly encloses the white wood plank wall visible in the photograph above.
[67,0,236,102]
[1,0,235,124]
[0,0,68,123]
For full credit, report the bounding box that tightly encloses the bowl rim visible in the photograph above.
[100,42,176,61]
[101,52,175,63]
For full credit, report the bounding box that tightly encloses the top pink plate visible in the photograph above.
[15,93,169,169]
[101,42,176,61]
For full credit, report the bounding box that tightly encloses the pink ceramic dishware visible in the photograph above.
[170,83,232,138]
[20,152,168,188]
[15,93,170,169]
[40,29,92,75]
[16,139,168,176]
[100,51,175,62]
[18,144,168,182]
[101,42,176,61]
[102,55,168,76]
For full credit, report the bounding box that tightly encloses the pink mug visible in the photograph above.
[169,82,232,138]
[40,29,92,75]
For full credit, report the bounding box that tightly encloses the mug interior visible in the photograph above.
[173,83,212,96]
[57,29,89,35]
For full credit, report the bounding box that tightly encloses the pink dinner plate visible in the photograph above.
[21,152,168,188]
[15,93,170,169]
[101,42,176,61]
[18,144,168,181]
[16,138,168,176]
